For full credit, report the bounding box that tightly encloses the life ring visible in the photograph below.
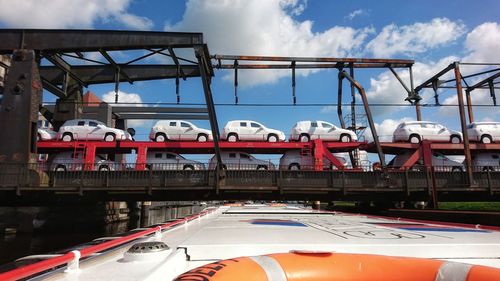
[174,252,500,281]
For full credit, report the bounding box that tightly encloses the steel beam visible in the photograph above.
[0,50,42,164]
[114,113,209,120]
[414,63,455,92]
[111,107,208,114]
[0,29,203,53]
[195,47,222,167]
[454,63,474,186]
[215,63,412,69]
[213,55,414,65]
[339,71,385,167]
[467,71,500,92]
[40,65,201,86]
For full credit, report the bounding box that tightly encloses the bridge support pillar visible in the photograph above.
[0,50,42,167]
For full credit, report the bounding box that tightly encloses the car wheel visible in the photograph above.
[62,133,73,142]
[227,133,238,142]
[299,134,310,142]
[482,166,494,172]
[155,133,166,142]
[481,135,492,144]
[104,133,116,142]
[99,166,110,171]
[268,134,278,142]
[340,134,351,143]
[55,165,66,172]
[197,134,208,142]
[451,166,463,172]
[409,134,421,144]
[450,135,461,144]
[183,165,195,170]
[289,163,300,170]
[257,165,267,170]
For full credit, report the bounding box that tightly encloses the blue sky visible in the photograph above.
[0,0,499,163]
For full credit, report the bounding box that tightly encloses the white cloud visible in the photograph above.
[366,18,466,57]
[345,9,365,20]
[362,56,459,116]
[167,0,374,87]
[0,0,153,30]
[102,90,149,128]
[462,22,500,63]
[364,117,414,142]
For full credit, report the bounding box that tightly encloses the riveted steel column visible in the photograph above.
[0,50,42,165]
[340,71,385,167]
[454,63,474,186]
[195,46,224,189]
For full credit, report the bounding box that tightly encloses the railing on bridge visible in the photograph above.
[0,163,499,200]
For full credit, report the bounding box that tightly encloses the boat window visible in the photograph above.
[181,122,190,128]
[166,154,176,159]
[240,153,250,159]
[250,123,261,128]
[89,121,98,127]
[229,153,236,158]
[155,153,162,159]
[169,122,176,127]
[311,122,318,128]
[77,121,85,126]
[239,122,247,127]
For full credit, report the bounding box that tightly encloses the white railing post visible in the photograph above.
[65,250,81,272]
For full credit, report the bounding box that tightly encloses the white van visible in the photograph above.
[279,150,347,170]
[146,152,205,170]
[471,153,500,171]
[149,120,213,142]
[290,120,357,142]
[390,152,464,171]
[208,151,274,170]
[392,121,462,144]
[58,119,132,142]
[467,122,500,143]
[50,152,116,171]
[221,120,285,142]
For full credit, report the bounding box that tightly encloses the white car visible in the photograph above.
[50,152,116,171]
[290,120,357,142]
[208,151,275,170]
[392,121,462,144]
[145,151,205,170]
[149,120,213,142]
[57,119,132,142]
[279,150,347,170]
[221,120,285,142]
[37,128,57,141]
[471,153,500,171]
[467,122,500,144]
[389,151,464,171]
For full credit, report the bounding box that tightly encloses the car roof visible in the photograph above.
[154,120,193,125]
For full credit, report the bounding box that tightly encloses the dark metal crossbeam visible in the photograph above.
[111,107,208,114]
[468,71,500,92]
[215,63,412,69]
[213,54,414,66]
[40,65,201,85]
[0,29,204,54]
[114,113,209,120]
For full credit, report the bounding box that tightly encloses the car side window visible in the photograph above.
[180,122,190,128]
[77,121,85,126]
[166,154,176,159]
[311,122,318,128]
[240,153,250,159]
[250,123,261,128]
[321,122,333,128]
[229,153,236,158]
[240,122,247,127]
[169,122,176,127]
[89,121,98,127]
[154,153,162,159]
